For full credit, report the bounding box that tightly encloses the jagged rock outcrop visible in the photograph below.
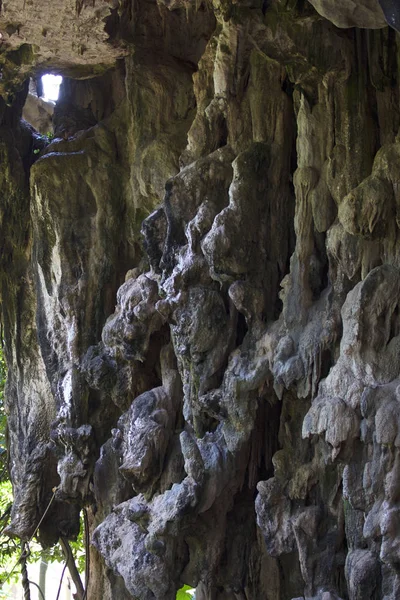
[1,1,400,599]
[22,91,54,135]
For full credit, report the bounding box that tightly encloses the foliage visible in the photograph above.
[0,480,17,580]
[71,523,86,573]
[38,131,54,143]
[39,513,86,573]
[0,344,85,592]
[0,344,19,585]
[32,131,55,156]
[176,585,196,599]
[0,347,6,473]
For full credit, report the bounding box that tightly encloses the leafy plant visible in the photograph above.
[0,346,6,459]
[176,585,196,599]
[32,130,55,157]
[0,344,19,586]
[0,343,86,592]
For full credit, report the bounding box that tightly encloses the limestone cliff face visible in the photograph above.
[1,1,400,599]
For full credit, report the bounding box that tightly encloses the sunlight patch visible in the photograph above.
[41,74,62,102]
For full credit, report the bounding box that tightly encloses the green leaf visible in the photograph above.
[0,344,88,588]
[176,585,195,599]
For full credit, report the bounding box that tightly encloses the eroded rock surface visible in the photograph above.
[1,1,400,599]
[307,0,387,29]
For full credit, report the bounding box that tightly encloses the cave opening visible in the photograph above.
[41,73,63,102]
[22,73,63,135]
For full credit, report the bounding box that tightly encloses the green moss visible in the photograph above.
[219,43,231,55]
[230,5,256,25]
[264,6,289,35]
[7,44,34,66]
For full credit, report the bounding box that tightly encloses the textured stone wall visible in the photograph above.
[1,1,400,599]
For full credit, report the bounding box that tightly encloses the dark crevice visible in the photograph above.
[389,304,400,342]
[235,311,248,348]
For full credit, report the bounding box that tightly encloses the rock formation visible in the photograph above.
[22,79,55,135]
[1,0,400,598]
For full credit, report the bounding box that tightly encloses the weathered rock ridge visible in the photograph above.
[1,1,400,599]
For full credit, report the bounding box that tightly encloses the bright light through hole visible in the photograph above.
[41,74,62,102]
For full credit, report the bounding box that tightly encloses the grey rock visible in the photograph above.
[2,1,400,599]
